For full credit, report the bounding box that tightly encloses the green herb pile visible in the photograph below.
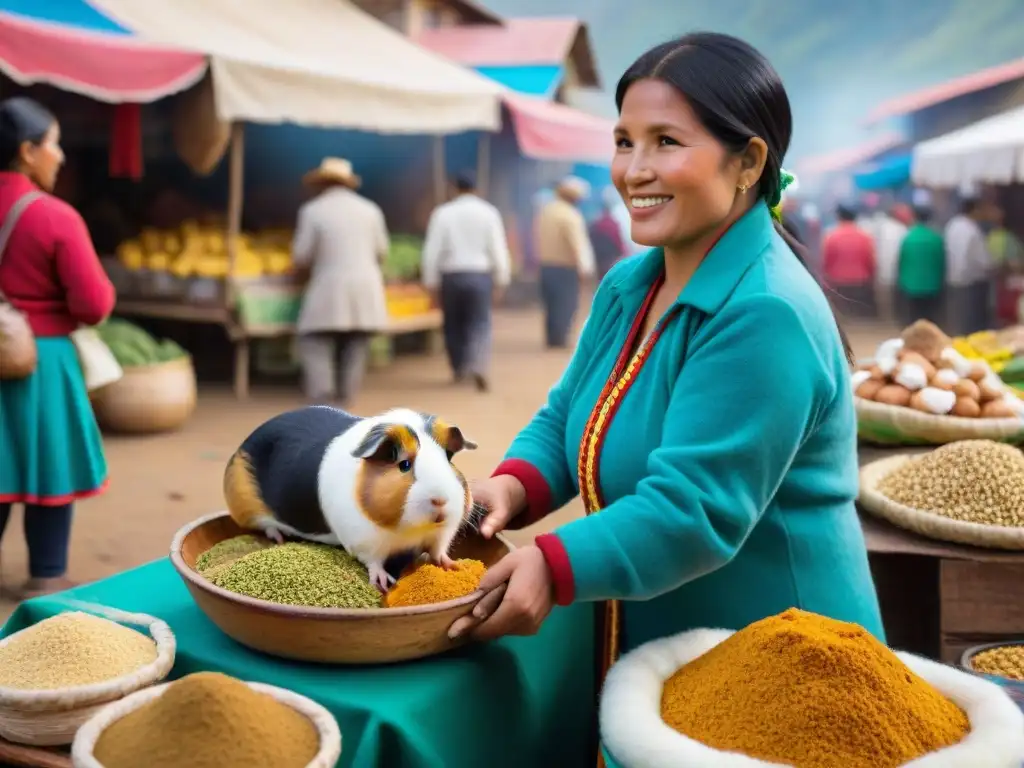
[196,537,382,609]
[96,318,187,367]
[194,535,274,580]
[382,235,423,282]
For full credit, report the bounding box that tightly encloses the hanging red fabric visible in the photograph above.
[109,103,143,180]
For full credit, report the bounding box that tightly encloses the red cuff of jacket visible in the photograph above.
[491,458,553,529]
[535,533,575,606]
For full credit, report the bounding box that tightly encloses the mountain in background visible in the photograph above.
[481,0,1024,162]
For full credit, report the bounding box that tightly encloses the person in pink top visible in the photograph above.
[0,97,115,600]
[822,204,876,318]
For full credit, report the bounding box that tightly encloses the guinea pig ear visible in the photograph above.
[351,424,399,462]
[445,425,478,454]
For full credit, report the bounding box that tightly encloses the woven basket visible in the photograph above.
[859,455,1024,550]
[600,627,1024,768]
[0,602,175,747]
[856,397,1024,446]
[91,356,197,435]
[71,679,341,768]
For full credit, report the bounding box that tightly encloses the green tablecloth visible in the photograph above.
[1,559,595,767]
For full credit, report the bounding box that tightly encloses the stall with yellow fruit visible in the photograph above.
[110,122,454,399]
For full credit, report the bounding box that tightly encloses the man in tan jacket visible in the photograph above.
[534,176,595,348]
[292,158,389,405]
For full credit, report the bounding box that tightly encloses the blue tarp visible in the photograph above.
[853,152,912,191]
[475,65,563,98]
[572,162,612,219]
[0,0,129,33]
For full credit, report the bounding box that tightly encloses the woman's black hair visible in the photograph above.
[0,97,56,170]
[615,32,854,364]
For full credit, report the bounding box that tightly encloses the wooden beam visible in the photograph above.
[432,135,446,207]
[476,132,490,197]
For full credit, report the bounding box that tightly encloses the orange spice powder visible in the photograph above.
[661,608,969,767]
[384,559,486,608]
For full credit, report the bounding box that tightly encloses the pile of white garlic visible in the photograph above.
[853,337,1024,419]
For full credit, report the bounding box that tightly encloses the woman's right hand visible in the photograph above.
[471,475,527,538]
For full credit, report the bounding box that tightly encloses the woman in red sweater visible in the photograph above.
[0,97,115,600]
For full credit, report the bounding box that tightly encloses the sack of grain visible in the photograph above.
[0,602,175,746]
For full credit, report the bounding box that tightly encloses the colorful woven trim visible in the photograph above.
[576,272,681,710]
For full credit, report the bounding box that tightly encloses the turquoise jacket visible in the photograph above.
[494,202,884,650]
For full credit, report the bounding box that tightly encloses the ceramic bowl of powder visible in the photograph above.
[169,511,513,665]
[71,672,341,768]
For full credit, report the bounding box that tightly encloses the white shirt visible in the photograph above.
[872,214,907,287]
[421,194,512,289]
[944,214,992,287]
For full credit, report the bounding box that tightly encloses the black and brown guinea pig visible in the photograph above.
[223,406,477,591]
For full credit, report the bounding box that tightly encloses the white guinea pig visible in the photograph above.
[224,405,477,591]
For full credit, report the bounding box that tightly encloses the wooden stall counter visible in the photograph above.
[859,445,1024,663]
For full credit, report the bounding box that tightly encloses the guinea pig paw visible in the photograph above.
[433,552,458,571]
[263,527,284,544]
[368,563,395,592]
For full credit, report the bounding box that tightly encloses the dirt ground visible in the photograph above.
[0,308,892,620]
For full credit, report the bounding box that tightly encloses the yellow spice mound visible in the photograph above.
[661,608,969,768]
[0,612,157,690]
[384,558,486,608]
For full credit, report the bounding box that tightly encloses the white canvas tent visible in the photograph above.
[88,0,503,133]
[912,106,1024,189]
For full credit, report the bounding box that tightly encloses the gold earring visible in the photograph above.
[738,183,749,193]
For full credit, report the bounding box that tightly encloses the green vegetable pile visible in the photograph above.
[196,537,383,609]
[96,318,188,368]
[382,234,423,282]
[1000,356,1024,386]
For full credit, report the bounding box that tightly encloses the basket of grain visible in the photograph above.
[600,609,1024,768]
[858,440,1024,549]
[71,672,341,768]
[0,602,175,747]
[961,642,1024,715]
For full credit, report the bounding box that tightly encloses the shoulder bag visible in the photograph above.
[0,191,43,380]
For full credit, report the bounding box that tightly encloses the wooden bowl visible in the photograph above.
[92,357,197,435]
[169,512,513,664]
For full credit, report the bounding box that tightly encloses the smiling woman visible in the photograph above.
[458,32,882,766]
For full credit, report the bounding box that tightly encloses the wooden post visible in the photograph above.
[476,132,490,197]
[224,122,250,399]
[432,135,446,206]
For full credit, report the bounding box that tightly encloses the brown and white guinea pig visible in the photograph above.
[223,406,477,591]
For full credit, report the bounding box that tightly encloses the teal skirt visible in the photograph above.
[0,337,107,506]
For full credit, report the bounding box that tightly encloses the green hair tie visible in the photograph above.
[769,168,796,220]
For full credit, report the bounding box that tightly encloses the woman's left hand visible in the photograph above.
[448,545,555,641]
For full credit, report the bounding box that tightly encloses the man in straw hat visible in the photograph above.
[534,175,595,348]
[291,157,389,405]
[421,170,511,392]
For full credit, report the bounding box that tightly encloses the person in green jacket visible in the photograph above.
[897,205,945,326]
[451,30,882,713]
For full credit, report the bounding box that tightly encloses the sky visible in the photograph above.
[480,0,1024,162]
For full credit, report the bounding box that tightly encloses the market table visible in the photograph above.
[0,559,595,768]
[858,444,1024,663]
